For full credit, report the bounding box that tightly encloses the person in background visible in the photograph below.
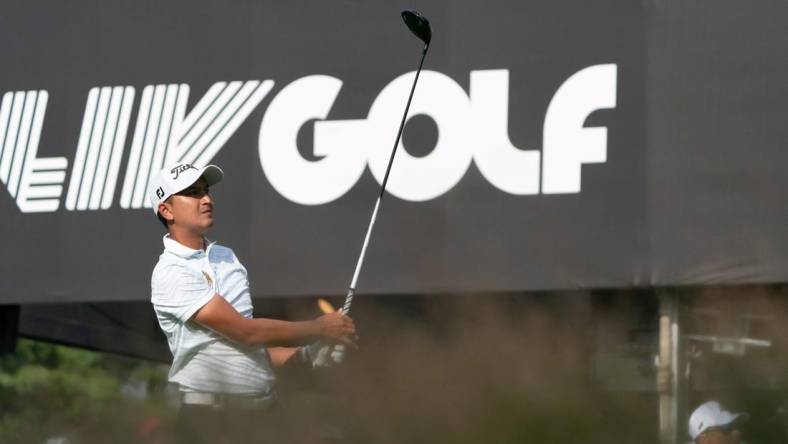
[689,400,748,444]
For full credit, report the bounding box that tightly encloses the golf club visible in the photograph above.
[341,9,432,315]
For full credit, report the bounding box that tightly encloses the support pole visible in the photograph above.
[657,291,688,444]
[0,305,20,355]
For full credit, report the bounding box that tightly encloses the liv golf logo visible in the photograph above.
[0,64,616,213]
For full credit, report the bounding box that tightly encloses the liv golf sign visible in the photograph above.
[0,64,616,213]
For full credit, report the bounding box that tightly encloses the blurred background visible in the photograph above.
[2,0,787,443]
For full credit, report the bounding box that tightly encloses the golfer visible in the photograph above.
[148,162,356,442]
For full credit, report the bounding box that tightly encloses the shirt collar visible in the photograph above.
[162,234,216,258]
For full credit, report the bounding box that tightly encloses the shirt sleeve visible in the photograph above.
[151,264,216,323]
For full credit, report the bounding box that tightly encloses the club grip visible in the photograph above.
[341,287,355,315]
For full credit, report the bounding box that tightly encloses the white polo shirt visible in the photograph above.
[151,234,276,395]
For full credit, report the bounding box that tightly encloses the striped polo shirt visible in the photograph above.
[151,234,275,395]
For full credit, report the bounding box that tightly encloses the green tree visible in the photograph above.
[0,339,172,443]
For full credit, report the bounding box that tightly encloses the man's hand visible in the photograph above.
[314,312,356,346]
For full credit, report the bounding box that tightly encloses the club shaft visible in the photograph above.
[342,43,429,314]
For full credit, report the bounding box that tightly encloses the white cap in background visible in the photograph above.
[689,401,749,440]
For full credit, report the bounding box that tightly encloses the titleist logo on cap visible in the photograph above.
[171,164,198,180]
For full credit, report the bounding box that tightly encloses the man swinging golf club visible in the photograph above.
[147,10,430,441]
[148,162,355,442]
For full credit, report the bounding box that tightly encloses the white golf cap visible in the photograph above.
[688,401,749,440]
[148,162,224,215]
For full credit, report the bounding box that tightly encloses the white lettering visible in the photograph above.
[259,75,367,205]
[470,69,540,195]
[258,64,617,204]
[542,64,617,194]
[2,64,618,214]
[0,90,68,213]
[366,70,473,201]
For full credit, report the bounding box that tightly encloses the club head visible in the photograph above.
[401,9,431,46]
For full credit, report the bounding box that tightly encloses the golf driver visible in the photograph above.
[341,10,432,315]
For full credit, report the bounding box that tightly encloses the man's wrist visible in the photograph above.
[300,319,321,339]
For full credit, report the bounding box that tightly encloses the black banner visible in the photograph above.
[1,0,786,303]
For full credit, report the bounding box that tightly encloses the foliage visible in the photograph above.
[0,339,172,444]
